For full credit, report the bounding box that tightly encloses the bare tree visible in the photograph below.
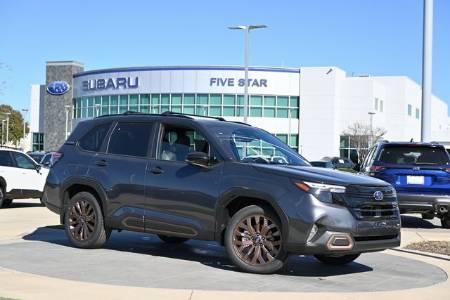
[343,122,387,164]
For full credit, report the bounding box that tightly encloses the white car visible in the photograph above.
[0,148,49,208]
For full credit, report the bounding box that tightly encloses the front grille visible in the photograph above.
[344,185,399,220]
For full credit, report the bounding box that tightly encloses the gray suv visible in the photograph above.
[43,112,401,274]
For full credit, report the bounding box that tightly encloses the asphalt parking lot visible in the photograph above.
[0,200,448,294]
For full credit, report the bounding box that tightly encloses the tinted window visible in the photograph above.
[108,122,153,157]
[13,153,36,169]
[378,146,450,165]
[159,125,210,162]
[79,123,111,152]
[0,151,13,167]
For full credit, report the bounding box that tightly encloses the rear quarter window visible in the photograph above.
[378,146,450,165]
[78,122,111,152]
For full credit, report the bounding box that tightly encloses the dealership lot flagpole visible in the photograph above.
[228,25,267,123]
[421,0,433,142]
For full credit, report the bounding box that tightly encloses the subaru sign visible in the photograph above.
[82,77,139,91]
[47,81,71,95]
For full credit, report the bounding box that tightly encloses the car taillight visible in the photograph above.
[370,166,385,173]
[51,152,63,166]
[445,168,450,173]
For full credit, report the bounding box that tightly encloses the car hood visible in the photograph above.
[252,164,390,187]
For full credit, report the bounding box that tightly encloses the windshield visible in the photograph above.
[378,146,450,166]
[222,127,309,166]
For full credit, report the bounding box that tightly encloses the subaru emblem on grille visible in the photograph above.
[373,191,384,201]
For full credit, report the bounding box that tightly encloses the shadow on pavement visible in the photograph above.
[401,215,439,229]
[23,226,372,277]
[1,201,43,209]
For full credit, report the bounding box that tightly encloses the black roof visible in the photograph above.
[378,140,444,147]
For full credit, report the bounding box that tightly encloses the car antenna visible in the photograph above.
[410,138,414,142]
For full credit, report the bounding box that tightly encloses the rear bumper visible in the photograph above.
[397,192,450,213]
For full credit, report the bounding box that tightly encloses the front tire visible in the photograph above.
[64,192,111,248]
[158,235,189,244]
[441,214,450,229]
[314,253,360,265]
[225,205,287,274]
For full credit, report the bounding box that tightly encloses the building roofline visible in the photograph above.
[73,65,300,77]
[46,61,84,67]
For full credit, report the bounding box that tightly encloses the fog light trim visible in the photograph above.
[326,233,354,250]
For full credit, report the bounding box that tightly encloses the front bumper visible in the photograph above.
[397,192,450,214]
[283,194,401,255]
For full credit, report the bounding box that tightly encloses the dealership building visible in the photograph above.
[29,60,450,161]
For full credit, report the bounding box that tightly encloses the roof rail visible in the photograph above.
[161,111,226,121]
[229,121,252,126]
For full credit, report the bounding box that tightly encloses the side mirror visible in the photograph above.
[186,152,211,168]
[35,164,42,172]
[353,164,361,172]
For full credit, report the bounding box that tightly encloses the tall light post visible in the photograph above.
[1,112,11,145]
[368,111,376,147]
[64,105,71,140]
[228,24,267,123]
[421,0,433,142]
[21,109,28,139]
[1,120,5,146]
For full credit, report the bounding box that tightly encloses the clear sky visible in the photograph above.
[0,0,449,119]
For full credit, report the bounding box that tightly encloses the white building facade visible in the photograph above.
[30,62,450,161]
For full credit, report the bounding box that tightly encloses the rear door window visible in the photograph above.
[107,122,154,157]
[378,146,450,166]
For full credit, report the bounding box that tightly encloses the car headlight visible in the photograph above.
[294,181,346,204]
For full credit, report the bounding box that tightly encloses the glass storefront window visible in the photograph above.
[94,96,101,105]
[152,94,160,105]
[171,106,182,113]
[129,95,138,112]
[140,105,150,113]
[119,95,128,106]
[172,94,182,105]
[223,94,235,105]
[196,105,208,116]
[102,96,109,106]
[264,96,276,106]
[277,108,288,118]
[250,107,262,117]
[276,134,288,144]
[290,109,299,118]
[88,97,94,107]
[161,94,170,105]
[183,106,195,114]
[237,95,244,105]
[210,94,222,105]
[290,96,299,107]
[210,106,222,116]
[161,105,170,112]
[110,95,118,105]
[277,96,288,107]
[140,94,150,105]
[263,108,275,118]
[223,107,235,116]
[250,95,262,106]
[197,94,208,105]
[184,94,195,105]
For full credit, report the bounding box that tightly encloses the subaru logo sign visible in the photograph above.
[373,191,384,201]
[47,81,70,95]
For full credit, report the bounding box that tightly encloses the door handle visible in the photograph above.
[150,166,164,175]
[95,159,108,167]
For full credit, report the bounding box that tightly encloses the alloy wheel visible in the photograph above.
[232,214,282,266]
[68,200,96,241]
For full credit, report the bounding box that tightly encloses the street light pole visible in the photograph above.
[21,109,28,139]
[228,25,267,123]
[95,104,101,117]
[368,111,376,147]
[64,105,71,140]
[1,112,11,145]
[421,0,433,142]
[1,120,4,146]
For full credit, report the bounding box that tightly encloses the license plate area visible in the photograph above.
[406,175,425,185]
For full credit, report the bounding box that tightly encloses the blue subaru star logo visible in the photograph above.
[373,191,384,201]
[47,81,70,95]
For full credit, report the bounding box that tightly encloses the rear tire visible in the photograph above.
[441,214,450,229]
[157,235,189,244]
[2,199,12,207]
[64,192,111,248]
[314,253,360,265]
[225,205,287,274]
